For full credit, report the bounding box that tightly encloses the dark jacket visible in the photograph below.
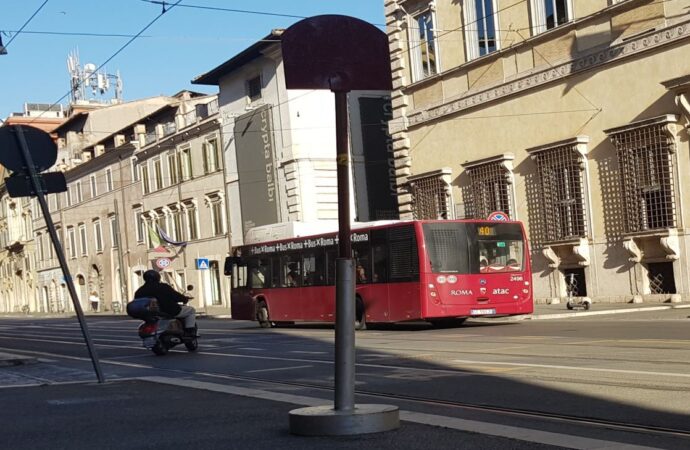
[134,282,187,316]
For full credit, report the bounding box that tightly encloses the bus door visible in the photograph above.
[300,249,330,321]
[354,237,389,323]
[269,254,303,321]
[224,256,253,320]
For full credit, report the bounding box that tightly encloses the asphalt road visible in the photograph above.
[0,309,689,449]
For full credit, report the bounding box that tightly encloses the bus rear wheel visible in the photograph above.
[256,302,272,328]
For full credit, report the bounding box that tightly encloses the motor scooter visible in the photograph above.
[127,285,198,356]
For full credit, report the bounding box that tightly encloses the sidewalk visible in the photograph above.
[530,301,690,320]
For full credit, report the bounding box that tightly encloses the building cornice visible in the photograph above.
[604,114,679,136]
[461,153,514,169]
[405,20,690,129]
[407,167,452,182]
[527,136,590,155]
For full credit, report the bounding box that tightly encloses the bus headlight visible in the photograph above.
[436,276,447,284]
[447,275,457,284]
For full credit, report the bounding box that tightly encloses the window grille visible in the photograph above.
[409,175,450,219]
[611,123,676,232]
[533,144,587,242]
[466,162,512,219]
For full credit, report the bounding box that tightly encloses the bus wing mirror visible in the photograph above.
[224,256,243,276]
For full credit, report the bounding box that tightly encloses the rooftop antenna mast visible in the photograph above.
[67,50,123,105]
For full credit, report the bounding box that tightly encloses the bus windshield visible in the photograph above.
[422,222,525,274]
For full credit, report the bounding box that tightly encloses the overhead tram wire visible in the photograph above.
[25,0,184,127]
[140,0,307,20]
[1,30,151,38]
[2,0,50,50]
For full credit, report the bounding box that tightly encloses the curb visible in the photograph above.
[529,305,685,320]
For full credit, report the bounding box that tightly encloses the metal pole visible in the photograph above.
[113,199,128,311]
[335,91,352,259]
[333,90,355,412]
[13,126,105,383]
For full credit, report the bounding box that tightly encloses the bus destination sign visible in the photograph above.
[477,226,496,237]
[248,232,369,256]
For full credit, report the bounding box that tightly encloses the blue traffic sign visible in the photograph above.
[196,258,210,270]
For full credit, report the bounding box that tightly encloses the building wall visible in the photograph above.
[136,122,230,310]
[386,0,690,304]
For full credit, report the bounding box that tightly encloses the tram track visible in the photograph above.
[141,363,690,441]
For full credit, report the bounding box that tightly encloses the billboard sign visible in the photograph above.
[233,106,279,235]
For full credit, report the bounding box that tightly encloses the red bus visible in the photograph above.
[224,220,533,328]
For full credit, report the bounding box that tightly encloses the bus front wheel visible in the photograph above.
[256,302,272,328]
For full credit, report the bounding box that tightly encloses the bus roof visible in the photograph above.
[241,219,522,247]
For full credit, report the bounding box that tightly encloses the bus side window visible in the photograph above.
[303,251,325,286]
[233,264,247,289]
[248,258,270,289]
[270,256,281,287]
[372,243,388,283]
[353,242,371,284]
[282,255,301,287]
[371,229,387,283]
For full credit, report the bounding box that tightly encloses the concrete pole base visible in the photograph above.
[289,404,399,436]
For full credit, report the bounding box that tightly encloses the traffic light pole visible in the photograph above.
[14,126,105,384]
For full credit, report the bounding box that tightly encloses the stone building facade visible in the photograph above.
[384,0,690,303]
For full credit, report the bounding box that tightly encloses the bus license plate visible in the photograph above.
[471,308,496,315]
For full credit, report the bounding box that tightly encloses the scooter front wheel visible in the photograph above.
[152,342,168,355]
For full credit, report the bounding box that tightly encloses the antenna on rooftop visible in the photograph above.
[67,50,123,105]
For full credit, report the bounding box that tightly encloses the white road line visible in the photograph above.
[247,365,313,373]
[143,376,659,450]
[289,351,327,355]
[452,359,690,378]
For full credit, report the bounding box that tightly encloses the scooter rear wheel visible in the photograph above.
[152,342,168,355]
[185,338,198,352]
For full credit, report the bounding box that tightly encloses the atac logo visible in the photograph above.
[450,289,473,296]
[492,288,510,295]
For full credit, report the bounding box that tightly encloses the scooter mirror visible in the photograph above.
[186,284,194,292]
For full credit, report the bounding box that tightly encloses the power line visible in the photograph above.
[140,0,307,20]
[3,0,50,49]
[1,29,151,38]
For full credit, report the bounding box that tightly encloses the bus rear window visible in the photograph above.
[423,222,526,274]
[422,223,470,274]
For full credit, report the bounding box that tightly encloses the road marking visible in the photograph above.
[290,351,327,355]
[143,376,659,450]
[452,359,690,378]
[237,347,264,351]
[247,365,313,374]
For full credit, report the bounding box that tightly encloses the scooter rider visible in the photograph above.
[135,270,196,336]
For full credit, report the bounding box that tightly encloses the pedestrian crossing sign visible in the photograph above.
[196,258,210,270]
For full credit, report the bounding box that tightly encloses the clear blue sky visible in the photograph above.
[0,0,385,119]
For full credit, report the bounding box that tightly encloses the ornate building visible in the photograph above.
[385,0,690,304]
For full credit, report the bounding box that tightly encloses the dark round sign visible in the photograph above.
[0,125,58,173]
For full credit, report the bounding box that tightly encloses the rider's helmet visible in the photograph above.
[143,269,161,283]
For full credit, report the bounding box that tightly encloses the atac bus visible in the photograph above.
[224,219,533,329]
